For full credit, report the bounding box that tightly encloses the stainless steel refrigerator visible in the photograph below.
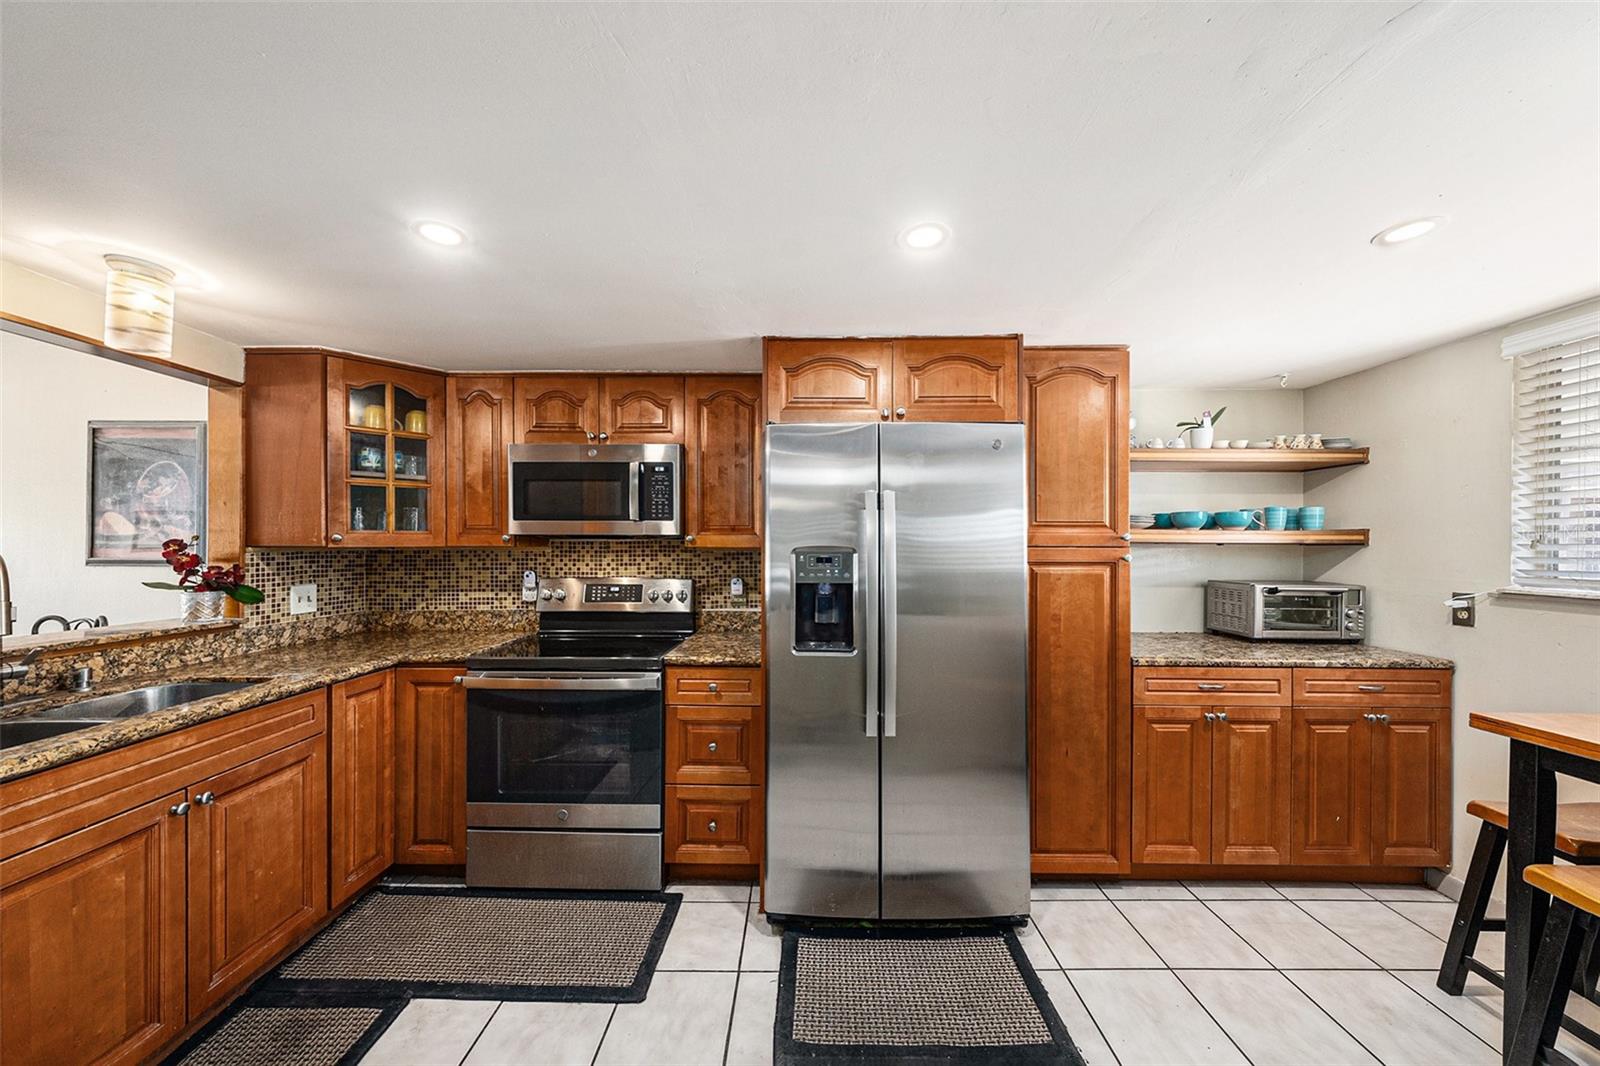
[764,422,1030,921]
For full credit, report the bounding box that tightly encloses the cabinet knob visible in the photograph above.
[501,534,512,544]
[895,406,907,418]
[598,432,609,441]
[195,791,216,805]
[1203,712,1216,721]
[881,408,890,420]
[1363,713,1377,721]
[1377,713,1390,723]
[169,801,190,817]
[707,820,718,833]
[587,432,597,441]
[1215,712,1229,722]
[708,742,718,753]
[708,682,719,693]
[685,534,696,544]
[1122,554,1132,562]
[330,533,344,544]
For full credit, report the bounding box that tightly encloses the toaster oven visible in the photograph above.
[1205,581,1366,642]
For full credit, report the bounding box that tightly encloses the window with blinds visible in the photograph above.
[1507,317,1600,594]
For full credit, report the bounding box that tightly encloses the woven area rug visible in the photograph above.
[266,885,680,1003]
[776,925,1086,1065]
[166,991,403,1066]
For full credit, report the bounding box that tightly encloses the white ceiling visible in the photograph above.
[3,2,1596,386]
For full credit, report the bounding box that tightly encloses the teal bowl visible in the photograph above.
[1214,510,1251,529]
[1170,510,1210,529]
[1152,513,1173,529]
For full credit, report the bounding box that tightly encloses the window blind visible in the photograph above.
[1509,327,1600,593]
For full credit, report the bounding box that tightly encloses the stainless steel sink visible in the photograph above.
[0,718,103,749]
[44,680,265,721]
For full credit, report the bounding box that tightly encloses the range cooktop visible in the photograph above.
[466,576,694,674]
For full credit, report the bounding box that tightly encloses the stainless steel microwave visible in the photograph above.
[1205,581,1366,642]
[507,443,681,536]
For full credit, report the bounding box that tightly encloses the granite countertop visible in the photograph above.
[664,631,763,667]
[1132,632,1454,670]
[0,628,526,783]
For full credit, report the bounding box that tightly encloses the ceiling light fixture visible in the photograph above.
[413,220,466,247]
[1370,217,1444,247]
[899,222,950,250]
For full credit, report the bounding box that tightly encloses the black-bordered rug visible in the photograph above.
[263,885,680,1003]
[165,989,405,1066]
[775,925,1086,1065]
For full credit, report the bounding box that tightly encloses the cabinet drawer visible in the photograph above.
[667,705,764,786]
[1134,667,1292,706]
[666,785,763,865]
[1293,668,1452,707]
[667,666,764,706]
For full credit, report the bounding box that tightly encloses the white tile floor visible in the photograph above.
[360,879,1600,1066]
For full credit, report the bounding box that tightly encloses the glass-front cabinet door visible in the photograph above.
[327,357,447,546]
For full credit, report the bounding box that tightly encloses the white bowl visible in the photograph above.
[1230,439,1250,448]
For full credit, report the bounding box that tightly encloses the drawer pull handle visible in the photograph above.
[1197,683,1227,691]
[1357,684,1386,692]
[707,820,718,833]
[707,742,718,753]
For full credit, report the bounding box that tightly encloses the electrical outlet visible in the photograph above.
[730,577,745,599]
[522,571,540,603]
[289,583,318,615]
[1450,591,1475,628]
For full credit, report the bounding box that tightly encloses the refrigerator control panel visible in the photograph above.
[794,551,855,582]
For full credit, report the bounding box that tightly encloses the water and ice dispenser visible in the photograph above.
[791,549,856,653]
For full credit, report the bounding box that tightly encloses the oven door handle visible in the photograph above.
[455,673,661,691]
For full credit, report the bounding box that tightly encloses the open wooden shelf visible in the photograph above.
[1131,447,1369,473]
[1131,528,1370,546]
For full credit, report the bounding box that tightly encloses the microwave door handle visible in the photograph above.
[861,491,879,737]
[628,461,642,522]
[881,489,898,738]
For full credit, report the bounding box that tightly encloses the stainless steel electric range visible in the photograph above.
[460,576,693,890]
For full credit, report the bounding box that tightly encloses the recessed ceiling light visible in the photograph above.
[1370,217,1444,247]
[899,222,950,250]
[413,220,466,247]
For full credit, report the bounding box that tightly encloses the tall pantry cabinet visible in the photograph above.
[1023,347,1132,875]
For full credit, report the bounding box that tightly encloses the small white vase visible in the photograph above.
[181,590,227,624]
[1188,425,1215,449]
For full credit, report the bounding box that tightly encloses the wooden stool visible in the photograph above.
[1509,865,1600,1066]
[1437,800,1600,996]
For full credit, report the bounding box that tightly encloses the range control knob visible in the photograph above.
[539,589,553,601]
[648,590,660,602]
[675,590,689,602]
[553,588,568,601]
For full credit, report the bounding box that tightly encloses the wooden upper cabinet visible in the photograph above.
[764,338,894,423]
[244,350,328,547]
[0,793,188,1066]
[513,374,601,442]
[447,376,515,546]
[186,736,327,1015]
[1132,705,1212,865]
[1029,548,1130,875]
[684,375,762,548]
[892,336,1019,422]
[330,671,395,908]
[601,375,685,443]
[1022,347,1130,547]
[394,667,469,865]
[325,356,448,548]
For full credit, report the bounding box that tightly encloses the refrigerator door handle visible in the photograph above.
[861,490,879,736]
[881,488,898,737]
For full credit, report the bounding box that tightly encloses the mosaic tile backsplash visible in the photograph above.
[244,540,762,627]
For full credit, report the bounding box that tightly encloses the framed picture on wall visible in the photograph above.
[86,421,206,563]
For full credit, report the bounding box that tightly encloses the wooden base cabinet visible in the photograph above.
[0,793,189,1066]
[394,667,469,865]
[331,671,395,906]
[664,666,766,872]
[1029,549,1131,874]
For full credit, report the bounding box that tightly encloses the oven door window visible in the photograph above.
[1261,591,1341,633]
[467,688,661,806]
[510,461,633,523]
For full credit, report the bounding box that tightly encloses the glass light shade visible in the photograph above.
[103,254,178,357]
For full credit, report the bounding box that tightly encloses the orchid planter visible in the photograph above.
[180,589,228,624]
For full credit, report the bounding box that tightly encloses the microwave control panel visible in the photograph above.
[640,463,675,521]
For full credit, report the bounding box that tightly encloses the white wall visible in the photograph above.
[0,331,210,631]
[1130,387,1315,630]
[1303,299,1600,895]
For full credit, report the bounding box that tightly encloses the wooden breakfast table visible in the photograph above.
[1469,711,1600,1061]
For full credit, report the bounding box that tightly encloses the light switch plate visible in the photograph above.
[289,583,318,615]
